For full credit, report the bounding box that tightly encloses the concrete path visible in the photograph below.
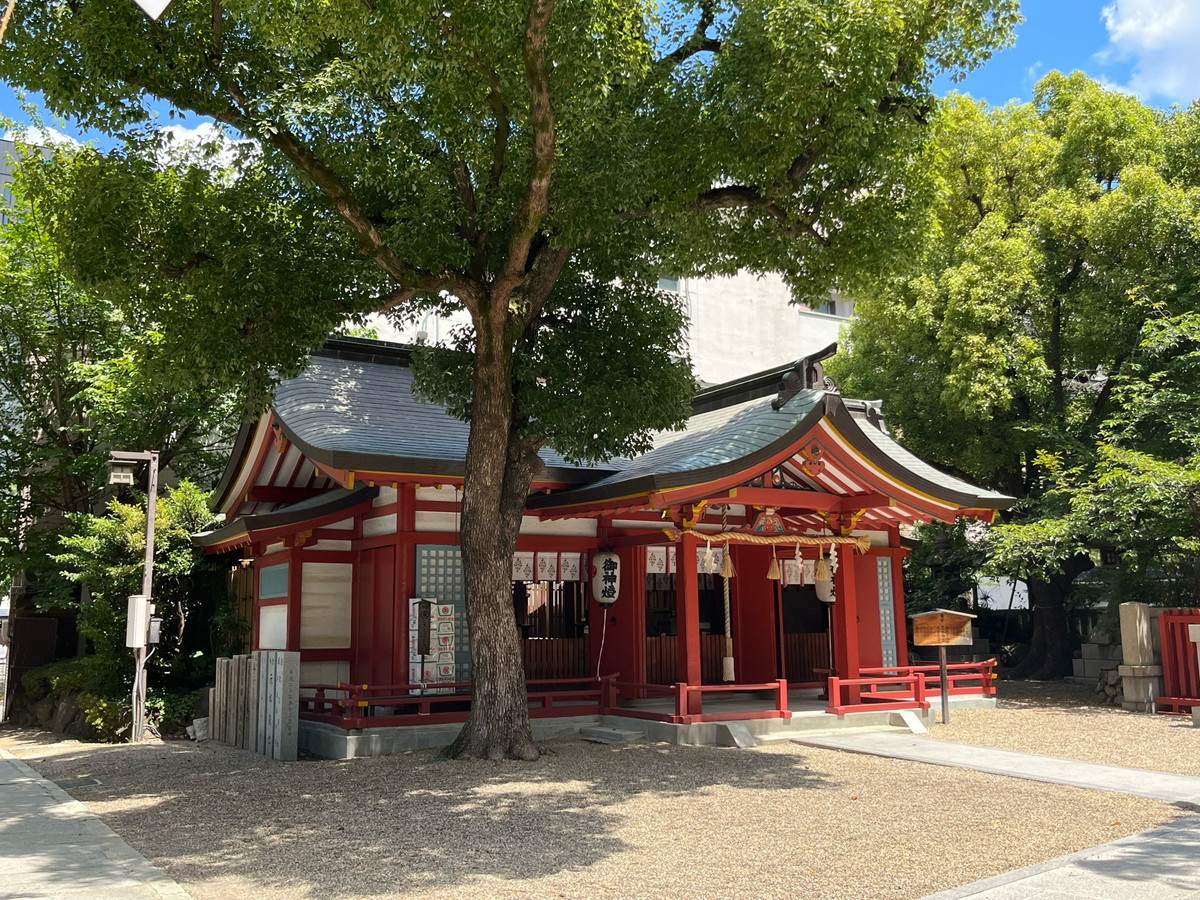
[917,814,1200,899]
[0,746,192,900]
[795,731,1200,803]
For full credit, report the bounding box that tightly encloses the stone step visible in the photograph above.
[755,724,911,744]
[580,726,644,745]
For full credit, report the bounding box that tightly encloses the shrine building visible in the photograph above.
[198,337,1012,757]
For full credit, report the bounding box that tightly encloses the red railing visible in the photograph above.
[861,659,997,698]
[824,659,996,715]
[300,677,607,729]
[603,678,790,724]
[1158,609,1200,715]
[825,673,928,714]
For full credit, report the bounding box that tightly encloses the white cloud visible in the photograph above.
[2,125,79,147]
[153,122,258,170]
[1101,0,1200,102]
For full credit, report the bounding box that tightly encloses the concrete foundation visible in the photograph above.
[299,715,599,759]
[295,695,994,759]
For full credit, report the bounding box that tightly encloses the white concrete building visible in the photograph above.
[372,271,852,385]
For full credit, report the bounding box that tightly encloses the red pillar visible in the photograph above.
[676,532,702,714]
[286,548,302,652]
[832,544,860,678]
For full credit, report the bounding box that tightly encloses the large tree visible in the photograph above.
[0,141,243,583]
[2,0,1018,758]
[831,72,1200,677]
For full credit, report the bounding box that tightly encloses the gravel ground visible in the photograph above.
[0,716,1182,900]
[930,680,1200,776]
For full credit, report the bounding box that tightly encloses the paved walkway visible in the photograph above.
[917,815,1200,899]
[796,731,1200,803]
[0,746,191,900]
[796,732,1200,899]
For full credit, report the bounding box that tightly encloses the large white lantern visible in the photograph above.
[590,551,620,606]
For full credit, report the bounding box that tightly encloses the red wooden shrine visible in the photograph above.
[199,338,1011,738]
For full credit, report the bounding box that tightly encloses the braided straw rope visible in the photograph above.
[663,528,870,554]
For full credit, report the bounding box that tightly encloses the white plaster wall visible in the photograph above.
[415,510,459,532]
[300,562,353,649]
[299,660,350,686]
[362,513,397,537]
[309,540,353,551]
[518,515,597,537]
[415,486,461,501]
[258,605,288,650]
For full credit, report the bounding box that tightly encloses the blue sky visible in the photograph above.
[3,0,1198,144]
[939,0,1200,107]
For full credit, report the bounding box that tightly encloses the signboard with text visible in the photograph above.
[910,609,975,647]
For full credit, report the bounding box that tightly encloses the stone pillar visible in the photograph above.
[1118,602,1162,714]
[1191,625,1200,729]
[1120,602,1156,666]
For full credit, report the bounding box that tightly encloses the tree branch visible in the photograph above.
[694,185,831,246]
[657,0,722,71]
[497,0,557,296]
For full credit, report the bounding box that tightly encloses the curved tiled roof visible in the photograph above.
[528,388,830,508]
[212,338,1013,522]
[272,341,612,483]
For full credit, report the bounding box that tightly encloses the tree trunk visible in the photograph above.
[446,308,542,761]
[1009,554,1093,680]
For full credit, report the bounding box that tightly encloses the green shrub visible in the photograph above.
[77,692,131,741]
[21,656,107,701]
[145,687,200,732]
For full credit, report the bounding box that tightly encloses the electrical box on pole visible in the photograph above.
[126,595,150,648]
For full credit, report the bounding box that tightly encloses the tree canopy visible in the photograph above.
[2,0,1019,756]
[831,72,1200,675]
[0,141,242,585]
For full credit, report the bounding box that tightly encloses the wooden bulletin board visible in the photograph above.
[911,609,975,647]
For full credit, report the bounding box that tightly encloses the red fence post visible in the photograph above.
[674,682,688,720]
[775,679,789,715]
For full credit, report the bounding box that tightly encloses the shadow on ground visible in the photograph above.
[0,726,837,898]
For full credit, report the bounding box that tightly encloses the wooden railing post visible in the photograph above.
[775,678,789,715]
[827,676,841,712]
[674,682,688,720]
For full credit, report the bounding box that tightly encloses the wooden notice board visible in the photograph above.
[911,609,975,647]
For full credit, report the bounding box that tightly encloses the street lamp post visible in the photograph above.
[107,450,159,743]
